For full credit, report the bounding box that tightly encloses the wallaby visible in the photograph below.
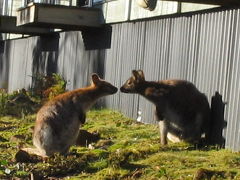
[120,70,211,145]
[33,73,118,156]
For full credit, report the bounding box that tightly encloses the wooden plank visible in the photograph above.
[0,16,51,35]
[38,7,102,27]
[16,3,103,29]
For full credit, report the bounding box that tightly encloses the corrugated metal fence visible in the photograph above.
[1,8,240,151]
[104,8,240,151]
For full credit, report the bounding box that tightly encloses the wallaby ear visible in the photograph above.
[137,70,145,81]
[91,73,100,85]
[132,70,145,81]
[132,70,139,79]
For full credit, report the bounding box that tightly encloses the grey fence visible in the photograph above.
[1,7,240,151]
[104,8,240,151]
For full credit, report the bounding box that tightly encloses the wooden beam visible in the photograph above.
[162,0,240,6]
[0,16,51,35]
[16,3,103,29]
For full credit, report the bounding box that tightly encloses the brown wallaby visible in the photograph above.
[33,73,118,156]
[120,70,211,145]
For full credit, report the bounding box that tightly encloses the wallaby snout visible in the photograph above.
[120,86,129,93]
[110,86,118,94]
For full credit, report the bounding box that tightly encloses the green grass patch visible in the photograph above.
[0,109,240,179]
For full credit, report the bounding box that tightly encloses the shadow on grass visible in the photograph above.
[0,126,16,131]
[158,143,222,152]
[121,163,148,179]
[0,136,8,142]
[195,168,237,180]
[121,163,148,171]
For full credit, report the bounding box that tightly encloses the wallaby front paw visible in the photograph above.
[160,139,167,145]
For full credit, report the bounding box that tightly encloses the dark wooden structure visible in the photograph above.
[16,3,103,29]
[0,16,51,35]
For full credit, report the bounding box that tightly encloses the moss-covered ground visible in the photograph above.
[0,109,240,179]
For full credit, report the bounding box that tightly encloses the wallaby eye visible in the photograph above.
[127,80,132,85]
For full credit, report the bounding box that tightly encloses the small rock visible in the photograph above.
[4,168,11,174]
[88,144,95,150]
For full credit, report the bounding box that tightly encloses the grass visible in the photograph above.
[0,109,240,179]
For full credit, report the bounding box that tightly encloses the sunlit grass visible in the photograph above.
[0,109,240,179]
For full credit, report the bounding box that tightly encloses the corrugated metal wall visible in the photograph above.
[1,8,240,151]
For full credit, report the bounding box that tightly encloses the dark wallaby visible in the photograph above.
[120,70,210,145]
[33,73,118,156]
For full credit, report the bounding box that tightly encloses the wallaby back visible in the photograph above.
[121,70,210,144]
[33,74,118,156]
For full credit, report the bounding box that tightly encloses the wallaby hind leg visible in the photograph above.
[159,120,168,145]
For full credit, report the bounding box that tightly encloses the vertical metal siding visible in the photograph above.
[224,9,240,151]
[104,23,143,118]
[57,31,101,90]
[8,38,34,92]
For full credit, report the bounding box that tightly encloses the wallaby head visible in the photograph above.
[120,70,145,93]
[91,73,118,95]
